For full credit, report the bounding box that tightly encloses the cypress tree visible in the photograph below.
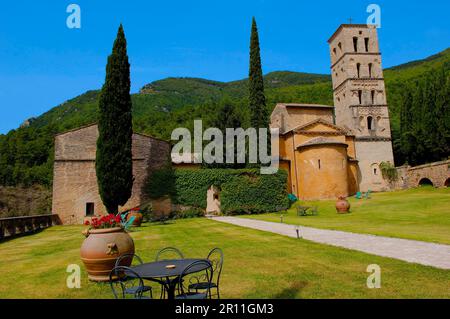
[96,24,133,214]
[248,17,268,129]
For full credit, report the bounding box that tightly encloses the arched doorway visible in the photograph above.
[444,178,450,187]
[418,178,434,187]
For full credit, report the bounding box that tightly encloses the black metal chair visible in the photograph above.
[115,253,144,268]
[109,266,152,299]
[155,247,185,298]
[155,247,184,261]
[176,260,213,300]
[188,248,224,298]
[113,253,154,298]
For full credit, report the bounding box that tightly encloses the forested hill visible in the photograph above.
[0,48,449,187]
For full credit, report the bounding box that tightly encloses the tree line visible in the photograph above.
[394,64,450,166]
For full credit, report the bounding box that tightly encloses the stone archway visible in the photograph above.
[206,186,221,214]
[444,178,450,187]
[418,178,434,187]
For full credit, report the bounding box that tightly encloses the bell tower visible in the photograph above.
[328,24,394,192]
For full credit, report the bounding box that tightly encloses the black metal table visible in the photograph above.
[129,258,210,300]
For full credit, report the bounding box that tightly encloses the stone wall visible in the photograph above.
[297,144,349,200]
[52,124,170,224]
[355,140,394,192]
[395,160,450,189]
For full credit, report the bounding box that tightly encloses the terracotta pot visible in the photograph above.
[126,211,143,227]
[80,227,134,282]
[336,196,350,213]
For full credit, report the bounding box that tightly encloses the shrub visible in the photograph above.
[173,207,205,219]
[171,168,288,215]
[220,172,288,214]
[144,163,177,200]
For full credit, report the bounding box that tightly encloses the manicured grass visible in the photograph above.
[241,187,450,245]
[0,218,449,299]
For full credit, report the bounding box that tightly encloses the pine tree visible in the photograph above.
[96,24,133,214]
[248,17,268,130]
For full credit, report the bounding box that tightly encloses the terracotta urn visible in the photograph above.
[336,196,350,213]
[126,210,143,227]
[80,227,135,282]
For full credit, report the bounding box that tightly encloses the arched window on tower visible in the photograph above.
[338,42,342,52]
[371,90,375,104]
[368,63,373,78]
[353,37,358,52]
[358,90,362,104]
[367,116,374,131]
[364,38,369,52]
[333,48,337,56]
[356,63,361,78]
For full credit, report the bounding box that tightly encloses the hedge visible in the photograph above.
[170,168,289,215]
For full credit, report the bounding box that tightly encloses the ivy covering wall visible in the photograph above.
[146,168,289,215]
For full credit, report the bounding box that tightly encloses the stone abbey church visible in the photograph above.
[52,24,395,224]
[273,24,394,200]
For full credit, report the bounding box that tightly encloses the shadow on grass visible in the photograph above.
[0,228,45,243]
[272,281,308,299]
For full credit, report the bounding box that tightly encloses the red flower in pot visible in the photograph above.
[80,213,134,282]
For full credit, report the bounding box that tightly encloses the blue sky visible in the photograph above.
[0,0,449,134]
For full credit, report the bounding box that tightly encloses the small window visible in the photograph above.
[353,37,358,52]
[373,168,377,175]
[371,90,375,104]
[338,42,342,51]
[333,48,337,55]
[358,90,363,104]
[367,116,373,130]
[86,203,94,217]
[364,38,369,52]
[356,63,361,78]
[318,159,321,170]
[368,63,373,77]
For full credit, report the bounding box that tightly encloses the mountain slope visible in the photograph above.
[0,48,449,188]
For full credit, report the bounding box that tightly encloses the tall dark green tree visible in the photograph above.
[96,24,133,214]
[248,17,268,129]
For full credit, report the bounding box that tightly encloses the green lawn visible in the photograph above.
[0,218,448,299]
[241,187,450,245]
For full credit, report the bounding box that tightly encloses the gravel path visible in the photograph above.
[210,216,450,270]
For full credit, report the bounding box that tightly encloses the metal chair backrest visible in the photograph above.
[178,260,213,296]
[109,266,145,299]
[207,248,224,285]
[155,247,184,261]
[115,253,144,268]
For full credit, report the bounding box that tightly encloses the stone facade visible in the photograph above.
[395,160,450,189]
[52,124,170,225]
[271,104,358,200]
[270,24,397,199]
[328,24,394,192]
